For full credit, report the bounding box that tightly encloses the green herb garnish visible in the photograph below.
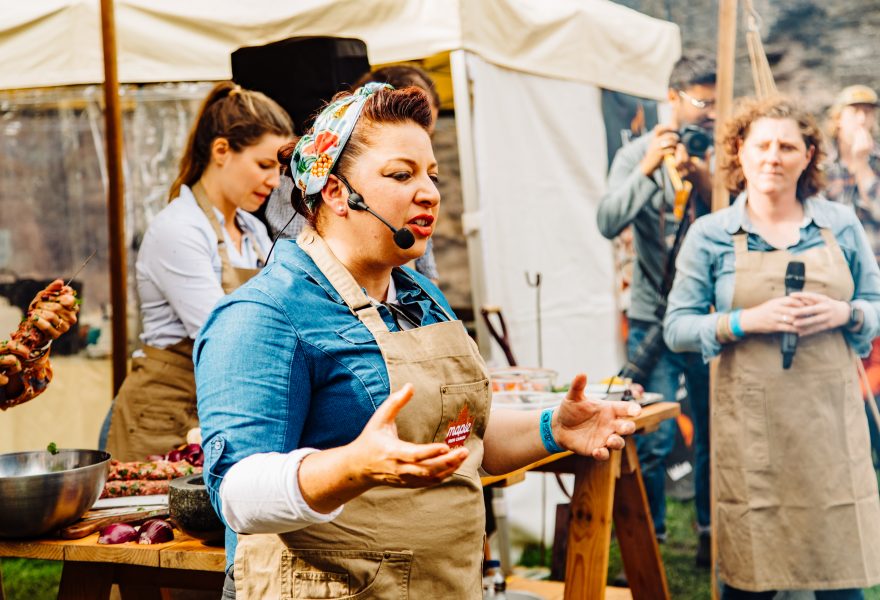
[47,442,59,455]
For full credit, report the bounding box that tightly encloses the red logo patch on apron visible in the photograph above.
[444,405,474,448]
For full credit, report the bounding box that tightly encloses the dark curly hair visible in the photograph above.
[277,86,433,229]
[718,95,826,200]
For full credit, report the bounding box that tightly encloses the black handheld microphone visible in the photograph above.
[339,177,415,249]
[781,261,805,369]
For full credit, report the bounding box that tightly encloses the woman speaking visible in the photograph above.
[196,83,641,598]
[665,96,880,599]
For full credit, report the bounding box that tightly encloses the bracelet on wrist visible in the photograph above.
[729,309,745,339]
[539,408,565,455]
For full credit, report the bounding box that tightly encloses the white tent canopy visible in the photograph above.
[1,0,681,546]
[1,0,679,99]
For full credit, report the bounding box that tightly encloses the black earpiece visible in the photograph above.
[347,190,366,210]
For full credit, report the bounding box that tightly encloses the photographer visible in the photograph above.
[597,53,716,566]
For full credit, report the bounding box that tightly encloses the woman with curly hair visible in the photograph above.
[664,96,880,598]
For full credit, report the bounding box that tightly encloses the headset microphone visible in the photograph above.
[340,177,416,249]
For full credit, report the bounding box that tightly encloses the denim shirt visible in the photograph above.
[663,193,880,362]
[193,239,457,568]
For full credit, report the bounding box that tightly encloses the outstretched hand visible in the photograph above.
[353,383,468,488]
[554,374,641,461]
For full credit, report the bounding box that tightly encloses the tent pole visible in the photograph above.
[712,3,738,600]
[450,50,491,358]
[713,0,738,212]
[100,0,128,395]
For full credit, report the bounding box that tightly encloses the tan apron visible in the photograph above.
[716,228,880,591]
[234,228,489,599]
[106,181,264,461]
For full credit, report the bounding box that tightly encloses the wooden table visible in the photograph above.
[0,531,225,599]
[0,402,677,600]
[481,401,680,600]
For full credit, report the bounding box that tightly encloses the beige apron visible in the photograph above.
[106,181,264,461]
[716,229,880,591]
[234,228,489,599]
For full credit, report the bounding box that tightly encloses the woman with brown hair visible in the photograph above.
[103,82,293,461]
[664,96,880,598]
[196,83,640,598]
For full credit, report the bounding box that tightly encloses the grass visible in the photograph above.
[518,499,880,600]
[1,559,61,600]
[2,498,879,599]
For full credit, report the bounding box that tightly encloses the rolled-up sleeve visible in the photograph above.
[841,215,880,355]
[664,220,724,362]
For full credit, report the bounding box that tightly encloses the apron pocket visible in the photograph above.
[435,379,491,444]
[741,387,770,471]
[280,549,411,600]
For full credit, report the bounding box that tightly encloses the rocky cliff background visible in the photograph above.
[616,0,880,114]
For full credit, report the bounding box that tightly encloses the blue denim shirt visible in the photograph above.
[664,193,880,362]
[193,239,457,568]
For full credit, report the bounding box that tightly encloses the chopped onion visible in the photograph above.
[98,523,138,544]
[138,519,174,544]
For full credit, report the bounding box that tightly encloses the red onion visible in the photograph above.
[98,523,138,544]
[165,449,183,462]
[181,443,203,467]
[138,519,174,544]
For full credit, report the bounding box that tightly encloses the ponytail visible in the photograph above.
[169,82,293,201]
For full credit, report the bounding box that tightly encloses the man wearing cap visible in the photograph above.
[825,83,880,479]
[826,85,880,254]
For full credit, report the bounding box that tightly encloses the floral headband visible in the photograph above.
[291,82,392,207]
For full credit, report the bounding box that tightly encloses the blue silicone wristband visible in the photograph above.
[540,408,565,454]
[729,309,745,339]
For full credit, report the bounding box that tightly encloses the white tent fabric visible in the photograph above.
[0,0,680,99]
[0,0,680,550]
[468,53,621,381]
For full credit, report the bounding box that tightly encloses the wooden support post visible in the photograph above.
[100,0,129,395]
[614,442,670,600]
[713,0,738,212]
[58,561,114,600]
[563,451,620,600]
[712,3,739,599]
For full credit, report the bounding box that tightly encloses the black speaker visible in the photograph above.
[231,36,371,136]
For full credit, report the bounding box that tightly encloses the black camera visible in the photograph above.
[678,124,713,157]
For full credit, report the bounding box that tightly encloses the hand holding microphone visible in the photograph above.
[780,261,805,369]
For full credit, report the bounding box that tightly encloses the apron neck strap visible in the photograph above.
[733,232,749,256]
[296,227,390,335]
[192,181,265,293]
[819,227,839,251]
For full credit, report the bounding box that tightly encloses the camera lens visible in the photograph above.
[679,125,713,156]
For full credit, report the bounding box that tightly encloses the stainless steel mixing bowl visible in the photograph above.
[0,449,110,538]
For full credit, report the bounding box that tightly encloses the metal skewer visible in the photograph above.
[65,250,97,287]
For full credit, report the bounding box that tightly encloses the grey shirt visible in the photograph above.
[265,177,307,241]
[597,133,708,324]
